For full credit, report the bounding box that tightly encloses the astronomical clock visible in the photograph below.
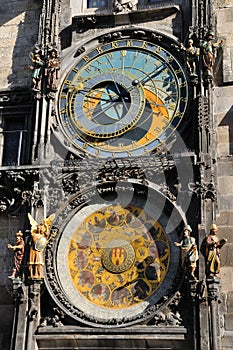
[56,35,189,158]
[46,29,190,327]
[3,1,226,349]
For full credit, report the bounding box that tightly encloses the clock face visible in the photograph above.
[58,37,189,157]
[44,183,183,327]
[66,204,170,310]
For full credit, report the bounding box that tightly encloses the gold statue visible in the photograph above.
[28,213,55,279]
[201,223,227,277]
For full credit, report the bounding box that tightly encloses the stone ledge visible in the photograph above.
[37,325,187,336]
[36,326,189,350]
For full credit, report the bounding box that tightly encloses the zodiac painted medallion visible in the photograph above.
[67,204,170,309]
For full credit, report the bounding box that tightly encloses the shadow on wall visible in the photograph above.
[60,5,183,50]
[218,105,233,155]
[0,1,42,89]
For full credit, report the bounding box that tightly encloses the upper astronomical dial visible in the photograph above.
[58,38,189,157]
[69,71,145,138]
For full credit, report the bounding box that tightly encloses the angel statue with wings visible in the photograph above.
[28,213,55,279]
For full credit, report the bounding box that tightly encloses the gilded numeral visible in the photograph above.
[175,68,182,74]
[84,101,91,109]
[141,41,148,49]
[96,46,103,54]
[166,56,173,63]
[155,46,162,53]
[82,143,88,149]
[179,81,187,88]
[111,41,118,49]
[121,50,127,57]
[175,112,184,119]
[127,40,133,47]
[83,56,90,62]
[167,103,176,110]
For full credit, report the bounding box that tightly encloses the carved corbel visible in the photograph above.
[151,292,183,327]
[188,180,217,201]
[40,307,64,327]
[206,277,221,303]
[12,279,24,304]
[28,285,41,321]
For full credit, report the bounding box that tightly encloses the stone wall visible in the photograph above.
[0,0,41,90]
[216,5,233,83]
[215,4,233,349]
[0,2,40,349]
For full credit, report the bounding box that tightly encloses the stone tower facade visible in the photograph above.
[0,1,233,349]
